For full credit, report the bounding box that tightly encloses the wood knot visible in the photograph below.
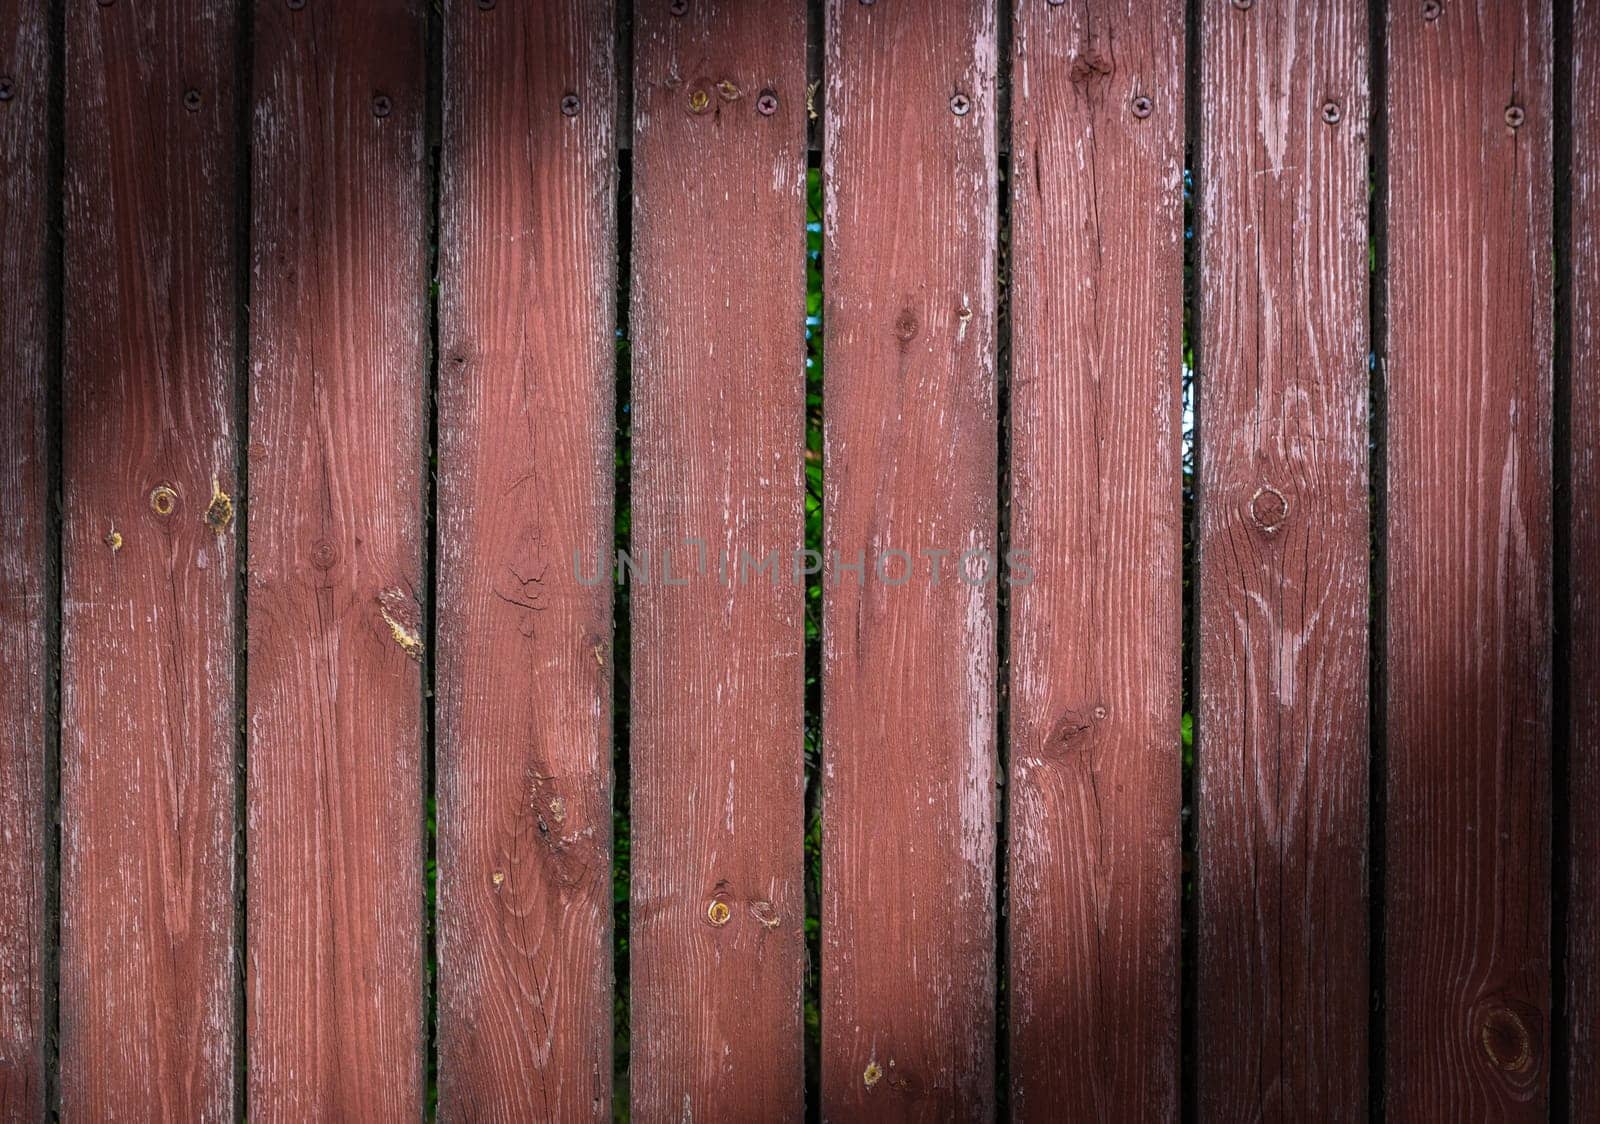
[893,308,919,348]
[1045,705,1107,757]
[1247,485,1289,533]
[1069,51,1113,87]
[1479,1002,1539,1075]
[310,539,338,571]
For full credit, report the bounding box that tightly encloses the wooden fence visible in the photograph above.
[0,0,1594,1120]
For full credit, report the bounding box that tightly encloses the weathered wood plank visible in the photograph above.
[435,1,616,1117]
[1006,1,1184,1118]
[1386,1,1553,1116]
[629,1,809,1118]
[59,0,240,1116]
[0,2,50,1115]
[1196,2,1371,1119]
[247,1,427,1115]
[820,1,998,1117]
[1567,0,1600,1115]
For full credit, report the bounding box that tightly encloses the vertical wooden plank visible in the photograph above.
[436,1,615,1118]
[1006,2,1183,1118]
[629,1,808,1118]
[1566,1,1600,1115]
[1195,2,1371,1119]
[59,0,239,1116]
[247,1,426,1115]
[821,1,998,1117]
[0,2,49,1115]
[1386,1,1553,1117]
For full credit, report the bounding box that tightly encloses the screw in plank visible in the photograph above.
[372,94,392,119]
[561,93,581,117]
[287,0,305,9]
[669,0,688,14]
[757,90,779,116]
[1047,0,1066,6]
[1321,99,1342,125]
[477,0,495,7]
[950,92,972,116]
[1232,0,1252,8]
[1505,104,1526,128]
[1131,94,1153,119]
[183,88,203,113]
[96,0,114,6]
[1422,0,1442,20]
[0,78,13,102]
[149,486,179,518]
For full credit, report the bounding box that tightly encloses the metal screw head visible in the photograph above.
[372,94,392,118]
[0,78,14,102]
[183,88,203,112]
[1422,0,1442,19]
[1321,100,1342,125]
[1505,104,1526,128]
[1131,94,1153,119]
[756,90,779,116]
[669,0,688,14]
[950,92,971,116]
[476,0,495,7]
[1047,0,1066,6]
[1232,0,1252,9]
[96,0,114,7]
[561,93,581,117]
[287,0,305,9]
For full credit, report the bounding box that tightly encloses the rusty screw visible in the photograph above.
[1505,104,1526,128]
[1131,94,1153,119]
[561,93,581,117]
[0,78,13,102]
[669,0,688,14]
[1321,100,1342,125]
[1422,0,1442,20]
[183,88,203,113]
[373,94,392,119]
[950,92,971,117]
[757,90,779,116]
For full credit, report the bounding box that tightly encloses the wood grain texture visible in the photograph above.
[1006,1,1183,1118]
[59,0,240,1117]
[629,2,808,1118]
[247,1,426,1116]
[0,2,49,1116]
[821,1,998,1117]
[1385,1,1553,1116]
[1567,0,1600,1115]
[436,1,616,1118]
[1195,3,1370,1120]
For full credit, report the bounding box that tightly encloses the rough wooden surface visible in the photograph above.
[1385,1,1553,1116]
[1006,1,1183,1118]
[59,1,240,1116]
[0,2,49,1115]
[1567,0,1600,1115]
[247,1,426,1115]
[821,1,999,1117]
[1196,3,1371,1119]
[435,1,616,1118]
[629,1,809,1118]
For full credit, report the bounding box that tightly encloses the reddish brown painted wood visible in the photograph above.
[1006,2,1183,1118]
[247,1,426,1115]
[821,1,998,1117]
[1196,3,1371,1120]
[59,0,240,1116]
[0,2,49,1115]
[1386,1,1553,1116]
[629,2,808,1118]
[1568,0,1600,1115]
[435,1,616,1117]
